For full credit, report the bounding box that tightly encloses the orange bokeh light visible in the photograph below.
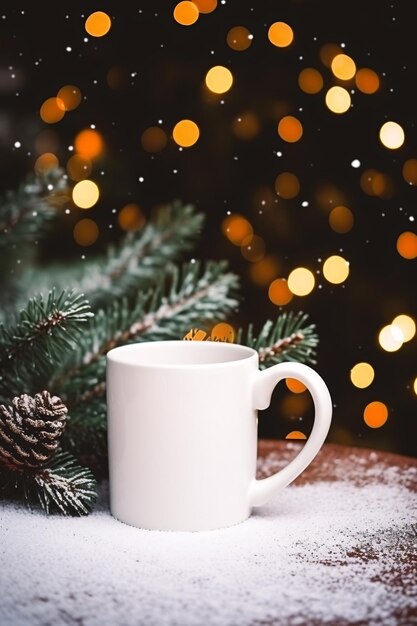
[329,205,354,233]
[268,21,294,47]
[194,0,217,12]
[286,378,307,393]
[34,153,59,174]
[298,68,323,94]
[73,218,99,246]
[118,203,146,231]
[227,26,252,51]
[285,430,307,440]
[363,401,388,428]
[141,127,167,152]
[85,11,111,37]
[173,1,199,25]
[277,116,303,143]
[57,85,82,111]
[275,172,300,199]
[40,97,65,124]
[268,278,293,305]
[74,129,104,159]
[355,68,380,94]
[66,155,92,181]
[222,214,253,245]
[396,231,417,259]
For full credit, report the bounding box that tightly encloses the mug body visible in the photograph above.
[106,340,259,531]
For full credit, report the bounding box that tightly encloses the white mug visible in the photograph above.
[106,340,332,531]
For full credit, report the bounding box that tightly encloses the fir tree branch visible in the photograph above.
[0,290,93,399]
[0,168,68,249]
[238,311,318,368]
[0,450,97,515]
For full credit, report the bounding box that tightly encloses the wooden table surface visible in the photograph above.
[0,439,416,626]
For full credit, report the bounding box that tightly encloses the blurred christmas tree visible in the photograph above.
[0,169,318,515]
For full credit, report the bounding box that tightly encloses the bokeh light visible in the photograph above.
[396,231,417,259]
[85,11,112,37]
[74,129,104,159]
[141,127,167,152]
[172,119,200,147]
[379,121,405,149]
[268,21,294,47]
[325,86,351,113]
[287,267,315,296]
[40,97,65,124]
[350,362,375,388]
[34,153,59,174]
[240,234,265,262]
[205,65,233,94]
[363,401,388,428]
[285,431,307,440]
[66,155,92,182]
[286,378,307,393]
[118,203,146,231]
[173,1,199,25]
[414,377,417,395]
[277,116,303,143]
[210,322,235,342]
[72,180,100,209]
[355,68,380,94]
[378,324,404,352]
[249,256,280,287]
[193,0,217,12]
[106,65,129,90]
[319,43,342,67]
[329,205,354,233]
[322,255,350,284]
[227,26,252,51]
[232,112,260,139]
[73,219,99,246]
[402,159,417,185]
[331,54,356,80]
[268,278,293,305]
[298,68,323,94]
[391,314,416,342]
[57,85,82,111]
[274,172,300,198]
[222,214,253,245]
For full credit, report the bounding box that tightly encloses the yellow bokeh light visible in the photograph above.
[173,1,199,25]
[172,119,200,147]
[268,21,294,47]
[322,255,349,284]
[286,378,307,393]
[227,26,252,51]
[232,112,260,140]
[241,234,265,262]
[222,214,253,245]
[298,68,323,94]
[205,65,233,94]
[210,322,235,342]
[378,324,404,352]
[379,121,405,150]
[194,0,217,12]
[74,129,104,159]
[329,205,354,233]
[288,267,315,296]
[355,68,380,94]
[85,11,111,37]
[350,362,375,389]
[57,85,82,111]
[402,159,417,185]
[363,401,388,429]
[72,180,99,209]
[73,218,99,246]
[331,54,356,80]
[391,314,416,342]
[413,377,417,395]
[249,256,280,287]
[319,43,342,67]
[34,153,59,174]
[277,116,303,143]
[268,278,293,305]
[66,155,92,182]
[40,97,65,124]
[274,172,300,199]
[141,127,167,152]
[118,203,145,231]
[285,430,307,440]
[396,231,417,259]
[325,86,351,114]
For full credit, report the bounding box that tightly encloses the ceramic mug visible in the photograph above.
[106,340,332,531]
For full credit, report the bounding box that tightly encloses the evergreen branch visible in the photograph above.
[62,400,108,477]
[54,261,239,406]
[0,168,68,249]
[0,290,93,398]
[238,311,318,368]
[0,450,97,515]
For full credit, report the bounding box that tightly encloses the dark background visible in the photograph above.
[1,1,416,457]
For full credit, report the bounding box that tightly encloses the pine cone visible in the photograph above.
[0,390,68,469]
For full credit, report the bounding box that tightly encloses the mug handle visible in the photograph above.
[249,361,332,507]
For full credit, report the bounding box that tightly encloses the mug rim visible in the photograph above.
[106,340,258,369]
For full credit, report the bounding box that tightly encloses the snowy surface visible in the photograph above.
[1,453,417,626]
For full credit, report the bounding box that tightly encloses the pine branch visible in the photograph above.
[238,311,318,368]
[0,450,97,515]
[54,260,239,407]
[0,289,93,399]
[0,168,68,250]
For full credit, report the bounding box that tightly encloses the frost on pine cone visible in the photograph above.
[0,391,67,470]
